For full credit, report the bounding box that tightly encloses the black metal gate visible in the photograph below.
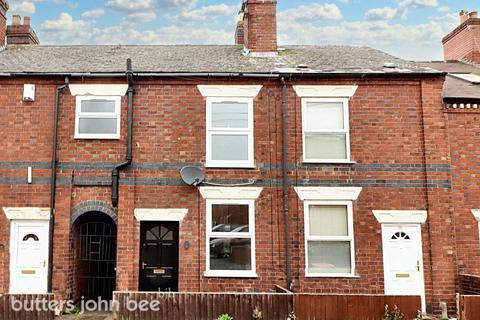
[76,212,117,301]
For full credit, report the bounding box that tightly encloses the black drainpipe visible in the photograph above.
[281,77,292,290]
[48,77,69,292]
[112,58,135,207]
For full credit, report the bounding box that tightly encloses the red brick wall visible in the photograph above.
[0,75,457,314]
[0,0,7,48]
[446,109,480,277]
[244,0,277,53]
[443,19,480,63]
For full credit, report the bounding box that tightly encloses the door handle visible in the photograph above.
[43,260,46,268]
[416,260,420,272]
[142,262,147,270]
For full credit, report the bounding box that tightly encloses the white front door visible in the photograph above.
[10,220,49,294]
[382,224,425,311]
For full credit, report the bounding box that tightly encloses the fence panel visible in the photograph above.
[294,294,421,320]
[460,295,480,320]
[113,292,294,320]
[0,294,55,320]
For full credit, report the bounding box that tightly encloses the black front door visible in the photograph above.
[139,222,179,292]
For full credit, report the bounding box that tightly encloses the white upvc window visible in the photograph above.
[206,97,254,168]
[205,199,256,277]
[304,200,355,277]
[75,96,121,139]
[301,98,350,163]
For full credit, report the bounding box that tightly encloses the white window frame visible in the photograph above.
[74,95,121,139]
[304,200,356,277]
[301,97,351,163]
[205,199,257,277]
[205,97,254,168]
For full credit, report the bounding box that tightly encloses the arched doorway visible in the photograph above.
[73,211,117,301]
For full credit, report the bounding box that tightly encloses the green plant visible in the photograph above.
[384,305,405,320]
[217,314,234,320]
[63,305,81,315]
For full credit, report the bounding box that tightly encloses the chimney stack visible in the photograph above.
[6,15,39,45]
[237,0,277,56]
[0,0,8,48]
[235,17,245,46]
[443,10,480,63]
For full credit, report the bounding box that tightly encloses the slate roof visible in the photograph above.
[418,61,480,100]
[0,44,440,75]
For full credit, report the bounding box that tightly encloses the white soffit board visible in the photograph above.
[134,208,188,222]
[199,187,263,199]
[197,85,263,97]
[69,84,129,96]
[372,210,428,224]
[3,207,50,220]
[293,85,358,98]
[294,187,362,201]
[472,209,480,221]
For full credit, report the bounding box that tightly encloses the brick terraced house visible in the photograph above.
[2,0,478,315]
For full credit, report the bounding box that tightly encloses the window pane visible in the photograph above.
[81,99,116,113]
[212,204,249,233]
[305,133,346,160]
[209,238,251,271]
[211,134,248,161]
[309,205,348,236]
[305,102,344,130]
[211,102,248,128]
[308,241,351,274]
[78,118,117,134]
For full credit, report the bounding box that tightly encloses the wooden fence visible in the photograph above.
[294,294,420,320]
[459,274,480,295]
[0,294,55,320]
[113,292,293,320]
[113,292,421,320]
[459,295,480,320]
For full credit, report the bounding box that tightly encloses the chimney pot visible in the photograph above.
[24,16,30,26]
[12,14,20,25]
[460,10,469,23]
[470,11,478,19]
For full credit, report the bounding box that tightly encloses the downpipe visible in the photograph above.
[281,77,292,290]
[111,59,135,207]
[48,77,69,292]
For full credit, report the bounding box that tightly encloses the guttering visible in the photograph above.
[0,71,446,78]
[111,59,135,207]
[281,76,292,290]
[48,77,69,292]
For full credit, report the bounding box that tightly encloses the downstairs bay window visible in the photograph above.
[304,201,355,277]
[205,199,256,277]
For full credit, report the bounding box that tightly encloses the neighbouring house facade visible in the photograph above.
[2,0,480,315]
[420,10,480,290]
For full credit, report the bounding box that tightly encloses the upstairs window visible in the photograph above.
[302,98,350,163]
[206,98,254,168]
[75,96,121,139]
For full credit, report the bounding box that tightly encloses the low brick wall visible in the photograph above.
[459,274,480,295]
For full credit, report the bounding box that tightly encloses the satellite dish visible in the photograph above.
[180,166,205,186]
